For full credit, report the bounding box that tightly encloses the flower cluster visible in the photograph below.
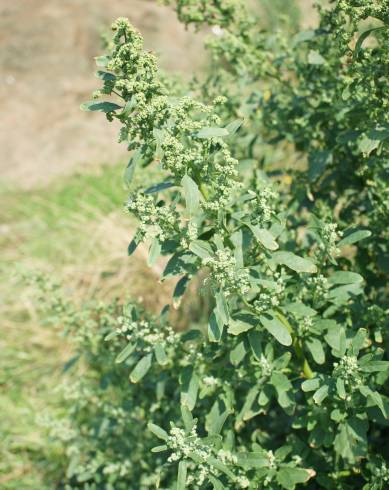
[203,249,250,296]
[333,355,361,384]
[248,186,278,226]
[319,222,343,258]
[116,315,178,352]
[127,193,179,241]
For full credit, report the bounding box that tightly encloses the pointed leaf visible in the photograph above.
[189,240,213,260]
[148,422,169,441]
[181,175,200,216]
[115,342,136,364]
[177,461,187,490]
[272,251,317,273]
[196,127,229,138]
[129,354,153,383]
[80,101,122,112]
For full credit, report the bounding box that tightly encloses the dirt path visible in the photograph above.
[0,0,204,188]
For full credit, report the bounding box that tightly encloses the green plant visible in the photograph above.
[46,1,388,488]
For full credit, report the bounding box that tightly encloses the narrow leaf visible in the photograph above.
[148,422,169,441]
[177,461,187,490]
[129,354,153,383]
[181,174,200,216]
[339,229,371,246]
[115,342,136,364]
[272,251,317,273]
[196,127,229,138]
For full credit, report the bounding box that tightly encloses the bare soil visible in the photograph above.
[0,0,204,188]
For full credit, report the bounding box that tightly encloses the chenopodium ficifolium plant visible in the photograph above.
[79,12,389,490]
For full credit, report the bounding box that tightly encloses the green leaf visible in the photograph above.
[128,232,142,256]
[151,444,168,453]
[277,467,313,489]
[301,378,320,392]
[208,476,225,490]
[283,302,316,318]
[148,238,161,267]
[163,252,198,279]
[272,251,317,273]
[313,384,329,404]
[230,230,245,268]
[154,344,168,366]
[260,314,292,346]
[206,456,235,479]
[144,181,175,194]
[360,361,389,373]
[351,328,367,355]
[308,151,332,182]
[339,229,371,246]
[196,127,229,138]
[173,276,190,309]
[358,134,380,156]
[336,378,346,399]
[189,240,213,259]
[115,342,136,364]
[225,119,243,135]
[236,386,261,425]
[181,405,196,433]
[271,372,294,409]
[334,417,368,463]
[328,271,364,285]
[177,461,187,490]
[181,174,200,216]
[228,314,255,335]
[124,150,142,186]
[129,354,153,383]
[306,337,325,364]
[206,399,230,435]
[229,340,247,366]
[180,366,199,411]
[80,101,122,112]
[95,55,110,67]
[121,97,137,117]
[249,225,278,251]
[236,452,268,469]
[325,325,346,357]
[208,310,224,342]
[359,386,386,418]
[95,70,116,81]
[215,291,229,325]
[354,26,385,58]
[292,29,315,46]
[328,283,363,304]
[308,50,326,65]
[248,330,262,360]
[148,422,169,441]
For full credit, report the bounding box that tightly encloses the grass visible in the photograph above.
[0,161,170,488]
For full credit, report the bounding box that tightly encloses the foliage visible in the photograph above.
[47,1,389,488]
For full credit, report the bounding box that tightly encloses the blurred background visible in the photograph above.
[0,1,315,487]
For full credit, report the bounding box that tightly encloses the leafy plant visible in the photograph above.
[46,1,389,488]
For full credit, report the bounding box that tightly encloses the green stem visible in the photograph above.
[199,183,209,200]
[275,311,314,379]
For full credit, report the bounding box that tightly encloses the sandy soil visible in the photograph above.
[0,0,204,188]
